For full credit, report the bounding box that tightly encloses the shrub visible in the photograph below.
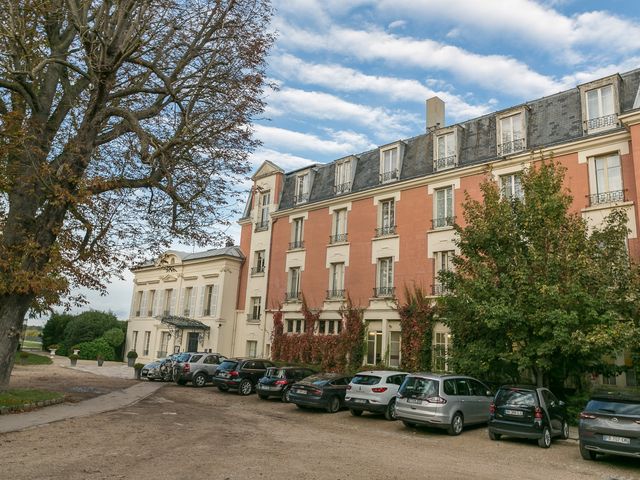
[102,328,125,348]
[47,344,59,350]
[68,354,79,360]
[134,363,145,370]
[62,311,119,351]
[42,314,74,351]
[74,338,116,361]
[127,351,138,359]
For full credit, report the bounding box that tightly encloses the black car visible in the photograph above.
[579,391,640,460]
[288,373,352,413]
[256,366,316,402]
[210,358,275,395]
[488,385,570,448]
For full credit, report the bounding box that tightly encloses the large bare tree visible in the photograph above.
[0,0,274,388]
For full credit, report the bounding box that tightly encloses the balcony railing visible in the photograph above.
[285,291,301,302]
[289,240,304,250]
[157,350,167,358]
[434,154,457,171]
[251,265,265,275]
[586,114,617,131]
[326,289,345,299]
[246,313,261,322]
[334,182,351,194]
[431,216,455,229]
[373,286,395,298]
[432,283,449,296]
[254,220,269,232]
[329,233,348,244]
[375,225,397,237]
[294,193,309,204]
[588,189,626,206]
[497,138,526,156]
[379,170,399,183]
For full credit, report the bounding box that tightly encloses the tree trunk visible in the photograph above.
[0,293,33,390]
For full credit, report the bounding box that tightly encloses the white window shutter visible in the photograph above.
[190,288,196,317]
[157,290,164,317]
[169,289,177,315]
[211,285,219,317]
[178,288,186,316]
[140,291,147,317]
[197,286,205,317]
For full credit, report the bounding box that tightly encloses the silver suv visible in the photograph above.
[174,352,226,387]
[396,373,493,435]
[345,370,408,420]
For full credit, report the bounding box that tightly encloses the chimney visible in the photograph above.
[426,96,445,131]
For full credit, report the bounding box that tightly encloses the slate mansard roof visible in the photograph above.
[133,246,244,270]
[260,68,640,213]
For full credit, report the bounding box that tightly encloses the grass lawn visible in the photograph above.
[0,389,63,408]
[14,351,53,365]
[22,340,42,349]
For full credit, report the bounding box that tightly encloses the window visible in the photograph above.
[590,153,624,205]
[203,284,219,316]
[500,174,523,201]
[286,319,294,333]
[159,331,170,358]
[163,289,174,316]
[433,332,449,371]
[376,257,394,297]
[335,160,352,194]
[389,332,401,368]
[366,330,383,364]
[246,340,257,358]
[435,132,456,170]
[380,148,399,183]
[295,173,309,204]
[586,85,615,131]
[294,319,304,333]
[252,250,265,275]
[328,262,345,298]
[287,267,301,301]
[255,191,270,231]
[318,320,326,335]
[204,355,219,365]
[433,186,454,228]
[249,297,261,321]
[330,208,348,243]
[377,199,395,236]
[290,217,304,249]
[603,375,617,386]
[143,331,151,356]
[498,112,524,156]
[134,291,143,317]
[434,250,454,295]
[182,286,194,317]
[147,290,156,317]
[131,331,139,352]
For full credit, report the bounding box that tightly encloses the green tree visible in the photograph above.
[439,160,638,388]
[102,328,124,348]
[0,0,274,388]
[62,311,119,351]
[42,313,74,350]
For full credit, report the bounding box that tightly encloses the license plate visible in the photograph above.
[505,409,524,416]
[261,386,275,391]
[603,435,630,444]
[353,399,366,404]
[294,389,306,394]
[407,398,421,404]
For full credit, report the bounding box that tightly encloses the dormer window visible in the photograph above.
[334,160,352,194]
[497,111,525,156]
[379,147,399,183]
[255,191,270,232]
[585,85,615,131]
[294,173,309,204]
[434,131,457,171]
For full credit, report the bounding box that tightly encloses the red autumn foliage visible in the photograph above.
[397,286,436,372]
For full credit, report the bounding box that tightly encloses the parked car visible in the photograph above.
[256,366,316,402]
[211,358,276,395]
[174,352,226,387]
[579,390,640,460]
[488,385,570,448]
[141,354,179,381]
[396,373,493,435]
[288,373,352,413]
[345,370,408,420]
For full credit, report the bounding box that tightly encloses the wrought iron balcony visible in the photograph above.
[431,216,455,229]
[254,220,269,232]
[329,233,348,244]
[432,283,449,296]
[379,170,399,183]
[251,265,265,275]
[294,193,309,204]
[434,154,457,171]
[588,189,625,206]
[334,182,351,194]
[497,138,526,156]
[246,313,261,322]
[375,225,397,237]
[289,240,304,250]
[586,114,617,131]
[326,289,345,299]
[285,291,301,302]
[373,286,395,298]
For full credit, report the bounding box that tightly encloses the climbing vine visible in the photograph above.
[397,286,436,372]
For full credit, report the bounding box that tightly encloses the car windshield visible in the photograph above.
[301,374,335,386]
[399,377,439,398]
[175,353,191,362]
[218,360,238,370]
[265,368,286,378]
[496,389,537,407]
[351,375,381,386]
[587,399,640,416]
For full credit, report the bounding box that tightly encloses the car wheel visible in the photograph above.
[538,426,551,448]
[350,409,363,417]
[326,396,340,413]
[238,379,252,396]
[217,385,229,392]
[488,430,501,441]
[447,412,464,436]
[384,398,397,421]
[402,420,416,428]
[192,373,206,388]
[579,442,597,460]
[560,420,570,440]
[258,394,269,400]
[296,404,306,410]
[282,388,292,403]
[176,378,187,386]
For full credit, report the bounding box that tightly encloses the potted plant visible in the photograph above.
[19,350,30,365]
[69,354,79,367]
[71,344,81,356]
[48,344,59,357]
[134,363,145,380]
[127,350,138,367]
[96,355,104,366]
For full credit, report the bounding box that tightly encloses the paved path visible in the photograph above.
[51,356,139,380]
[0,381,164,434]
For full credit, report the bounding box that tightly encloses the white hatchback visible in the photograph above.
[345,370,409,420]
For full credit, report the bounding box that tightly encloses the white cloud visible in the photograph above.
[388,20,407,30]
[249,147,316,172]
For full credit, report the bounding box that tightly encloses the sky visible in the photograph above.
[57,0,640,324]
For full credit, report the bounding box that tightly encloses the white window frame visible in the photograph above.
[143,331,151,356]
[433,186,454,228]
[288,267,301,299]
[434,250,454,295]
[380,147,399,183]
[500,173,523,201]
[389,331,401,368]
[250,296,261,321]
[435,131,456,170]
[377,257,394,296]
[254,250,266,274]
[204,284,218,317]
[295,173,310,204]
[433,331,449,372]
[497,111,525,156]
[366,330,383,365]
[586,85,615,131]
[258,191,270,228]
[331,208,348,243]
[334,160,352,194]
[246,340,257,358]
[291,217,304,249]
[378,199,395,236]
[329,262,345,296]
[590,153,624,205]
[147,290,156,317]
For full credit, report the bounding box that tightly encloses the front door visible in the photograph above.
[187,332,199,352]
